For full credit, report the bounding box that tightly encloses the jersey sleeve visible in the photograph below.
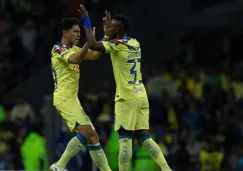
[101,40,122,53]
[53,45,76,63]
[61,49,75,63]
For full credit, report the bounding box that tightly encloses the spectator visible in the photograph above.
[20,124,48,170]
[9,97,35,124]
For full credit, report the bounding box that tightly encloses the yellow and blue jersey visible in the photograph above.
[102,37,147,101]
[51,42,81,105]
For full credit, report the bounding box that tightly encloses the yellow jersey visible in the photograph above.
[51,42,81,105]
[102,37,147,101]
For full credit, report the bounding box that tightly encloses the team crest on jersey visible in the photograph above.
[73,65,80,72]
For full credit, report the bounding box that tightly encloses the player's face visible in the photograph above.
[108,19,120,39]
[66,24,81,45]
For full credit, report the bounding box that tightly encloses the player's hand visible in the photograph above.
[78,4,88,19]
[104,10,111,26]
[103,18,108,36]
[78,4,93,30]
[103,10,111,37]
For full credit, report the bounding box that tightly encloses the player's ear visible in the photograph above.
[63,30,68,36]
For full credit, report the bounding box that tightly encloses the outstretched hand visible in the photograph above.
[103,10,111,26]
[78,4,88,18]
[77,5,105,52]
[103,10,111,37]
[78,4,93,29]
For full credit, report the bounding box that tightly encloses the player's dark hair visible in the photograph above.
[58,17,81,36]
[113,15,130,33]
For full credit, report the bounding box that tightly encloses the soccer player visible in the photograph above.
[49,17,111,171]
[78,5,173,171]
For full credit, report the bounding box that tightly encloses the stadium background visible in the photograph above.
[1,0,243,170]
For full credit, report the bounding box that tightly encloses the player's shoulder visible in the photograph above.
[109,37,137,43]
[127,37,139,45]
[51,42,73,55]
[122,37,140,47]
[108,37,140,49]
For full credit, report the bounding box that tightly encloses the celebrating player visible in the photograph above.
[78,5,172,171]
[49,17,111,171]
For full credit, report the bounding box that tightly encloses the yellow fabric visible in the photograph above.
[232,82,243,100]
[199,150,224,171]
[114,97,149,131]
[102,37,147,102]
[168,108,178,130]
[51,42,81,105]
[55,98,94,132]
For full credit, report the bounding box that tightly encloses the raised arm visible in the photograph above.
[84,37,109,60]
[68,42,89,64]
[78,5,106,52]
[84,45,107,61]
[72,25,109,61]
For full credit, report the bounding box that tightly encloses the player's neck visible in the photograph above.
[61,38,72,46]
[116,33,126,39]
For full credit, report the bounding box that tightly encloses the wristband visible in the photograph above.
[82,16,92,28]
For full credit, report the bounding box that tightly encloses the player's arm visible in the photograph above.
[83,15,110,60]
[84,37,109,60]
[84,27,106,52]
[78,5,107,53]
[83,50,100,60]
[68,42,89,64]
[69,25,104,63]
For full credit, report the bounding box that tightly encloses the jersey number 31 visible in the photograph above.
[127,59,142,84]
